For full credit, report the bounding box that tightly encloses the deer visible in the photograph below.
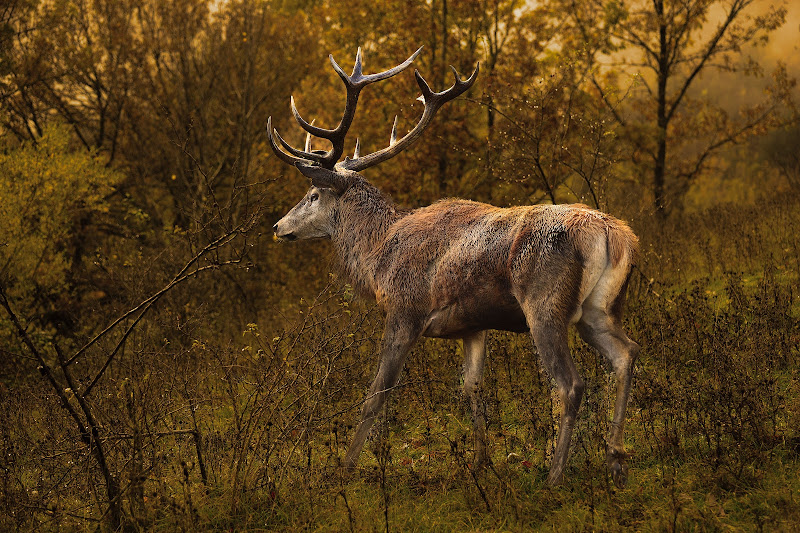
[268,46,640,487]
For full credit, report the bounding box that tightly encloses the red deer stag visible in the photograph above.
[268,47,640,487]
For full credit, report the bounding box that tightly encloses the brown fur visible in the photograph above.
[561,204,639,267]
[329,192,639,335]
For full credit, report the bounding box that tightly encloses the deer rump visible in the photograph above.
[370,200,637,339]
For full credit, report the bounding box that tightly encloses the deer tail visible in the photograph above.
[606,219,639,269]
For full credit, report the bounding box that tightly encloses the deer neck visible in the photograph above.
[331,182,398,297]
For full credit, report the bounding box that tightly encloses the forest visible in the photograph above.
[0,0,798,530]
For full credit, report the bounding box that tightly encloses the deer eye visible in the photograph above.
[309,192,319,203]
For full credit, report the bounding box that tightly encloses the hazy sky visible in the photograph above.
[700,2,800,110]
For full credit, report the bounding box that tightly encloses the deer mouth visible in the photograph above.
[275,232,297,242]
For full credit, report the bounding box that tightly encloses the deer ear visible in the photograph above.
[294,162,352,195]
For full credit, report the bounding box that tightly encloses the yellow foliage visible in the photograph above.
[0,123,121,303]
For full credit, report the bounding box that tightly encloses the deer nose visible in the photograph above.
[272,223,278,234]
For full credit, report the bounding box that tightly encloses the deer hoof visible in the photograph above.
[341,456,358,474]
[472,452,489,472]
[607,450,629,489]
[546,471,564,486]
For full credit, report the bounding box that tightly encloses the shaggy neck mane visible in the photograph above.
[331,179,399,297]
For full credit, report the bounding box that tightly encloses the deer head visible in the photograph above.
[269,46,479,241]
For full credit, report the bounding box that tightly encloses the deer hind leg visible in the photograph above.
[462,330,488,469]
[344,317,420,471]
[577,269,639,488]
[523,311,584,486]
[535,323,584,486]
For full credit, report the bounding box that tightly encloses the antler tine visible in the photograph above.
[290,96,331,139]
[266,116,326,166]
[390,116,398,146]
[339,62,480,172]
[359,46,423,84]
[330,46,423,89]
[273,128,323,161]
[304,119,315,152]
[352,47,363,78]
[353,138,361,158]
[267,117,304,166]
[416,64,481,110]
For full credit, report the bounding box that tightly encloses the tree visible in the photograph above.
[0,124,124,526]
[570,0,792,218]
[0,122,263,531]
[0,124,120,334]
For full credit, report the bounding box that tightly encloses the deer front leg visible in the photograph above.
[344,317,421,470]
[462,331,488,469]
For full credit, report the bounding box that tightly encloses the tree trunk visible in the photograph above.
[437,0,449,194]
[654,1,669,220]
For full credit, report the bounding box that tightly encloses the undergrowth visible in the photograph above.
[1,198,799,531]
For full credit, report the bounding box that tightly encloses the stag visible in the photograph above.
[268,47,640,487]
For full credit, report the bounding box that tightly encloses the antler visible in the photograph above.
[340,64,479,172]
[267,46,424,169]
[267,47,479,173]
